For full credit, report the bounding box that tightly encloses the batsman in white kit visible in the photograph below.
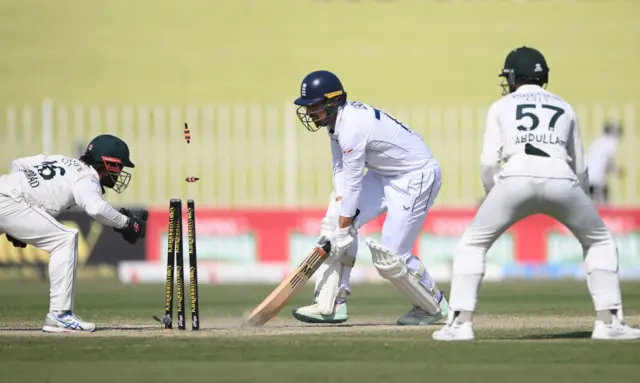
[290,70,449,326]
[0,134,148,333]
[432,46,640,341]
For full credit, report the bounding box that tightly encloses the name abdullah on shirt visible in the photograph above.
[513,132,566,147]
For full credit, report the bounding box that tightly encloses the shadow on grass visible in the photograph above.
[518,331,592,340]
[0,326,156,332]
[248,322,394,330]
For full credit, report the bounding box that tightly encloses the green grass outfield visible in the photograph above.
[1,280,640,382]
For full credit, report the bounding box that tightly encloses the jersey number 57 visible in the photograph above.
[516,104,565,132]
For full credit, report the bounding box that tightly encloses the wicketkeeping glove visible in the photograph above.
[115,208,148,233]
[114,208,131,233]
[120,214,147,245]
[5,234,27,248]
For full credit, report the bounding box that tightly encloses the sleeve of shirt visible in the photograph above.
[72,176,129,229]
[10,155,45,173]
[566,109,590,194]
[338,125,368,217]
[479,102,503,194]
[330,137,345,197]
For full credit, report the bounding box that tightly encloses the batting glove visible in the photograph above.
[327,226,355,261]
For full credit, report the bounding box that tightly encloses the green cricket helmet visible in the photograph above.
[84,134,135,193]
[499,46,549,95]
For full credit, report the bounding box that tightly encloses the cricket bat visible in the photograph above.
[245,241,332,327]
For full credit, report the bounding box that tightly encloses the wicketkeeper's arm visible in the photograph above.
[72,177,129,229]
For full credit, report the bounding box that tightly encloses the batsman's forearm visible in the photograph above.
[339,182,361,218]
[338,215,353,229]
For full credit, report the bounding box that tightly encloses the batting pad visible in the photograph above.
[315,255,355,315]
[367,238,441,316]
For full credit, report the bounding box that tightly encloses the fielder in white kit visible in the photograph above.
[0,134,148,333]
[433,46,640,341]
[290,70,449,326]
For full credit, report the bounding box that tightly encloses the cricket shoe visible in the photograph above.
[292,302,348,324]
[42,311,96,333]
[397,295,449,326]
[592,317,640,340]
[432,318,475,341]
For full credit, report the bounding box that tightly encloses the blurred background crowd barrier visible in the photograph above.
[3,100,637,207]
[1,0,638,282]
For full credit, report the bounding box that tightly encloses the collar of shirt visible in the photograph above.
[515,84,545,93]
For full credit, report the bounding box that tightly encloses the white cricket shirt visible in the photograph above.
[328,101,439,217]
[0,154,129,228]
[480,85,589,194]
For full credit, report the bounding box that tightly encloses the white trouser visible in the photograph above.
[449,176,620,313]
[357,167,442,257]
[0,195,79,312]
[327,166,442,292]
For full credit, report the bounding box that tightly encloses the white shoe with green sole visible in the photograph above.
[292,301,349,324]
[397,295,449,326]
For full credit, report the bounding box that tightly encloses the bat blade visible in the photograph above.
[245,241,331,327]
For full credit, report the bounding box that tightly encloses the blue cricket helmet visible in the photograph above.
[294,70,347,132]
